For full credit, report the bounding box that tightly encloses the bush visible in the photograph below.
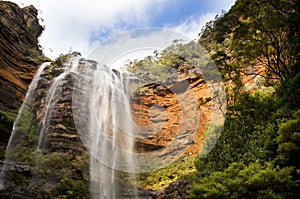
[50,177,89,199]
[190,162,297,199]
[138,157,196,190]
[277,109,300,167]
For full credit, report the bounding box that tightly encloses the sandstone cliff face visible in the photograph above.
[0,1,44,110]
[33,59,91,154]
[27,58,212,158]
[0,58,90,198]
[131,71,212,156]
[0,1,46,151]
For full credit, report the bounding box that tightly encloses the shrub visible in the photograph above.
[50,177,89,199]
[190,162,297,199]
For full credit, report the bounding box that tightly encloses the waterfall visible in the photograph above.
[0,57,137,198]
[73,60,137,198]
[0,62,50,189]
[37,57,80,149]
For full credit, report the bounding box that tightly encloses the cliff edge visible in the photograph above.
[0,1,47,154]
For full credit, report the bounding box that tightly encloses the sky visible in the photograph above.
[10,0,236,60]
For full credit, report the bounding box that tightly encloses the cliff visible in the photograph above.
[0,1,47,152]
[131,71,211,155]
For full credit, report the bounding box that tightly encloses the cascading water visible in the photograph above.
[73,59,137,198]
[37,57,80,149]
[0,56,137,198]
[0,62,50,189]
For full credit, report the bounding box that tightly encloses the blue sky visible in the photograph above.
[150,0,232,26]
[11,0,236,59]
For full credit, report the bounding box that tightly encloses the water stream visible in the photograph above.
[73,58,137,198]
[0,57,137,198]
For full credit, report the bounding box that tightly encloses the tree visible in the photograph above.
[191,162,297,199]
[277,109,300,167]
[200,0,300,83]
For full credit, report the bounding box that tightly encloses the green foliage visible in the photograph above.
[277,110,300,167]
[50,177,89,199]
[9,145,35,164]
[2,0,299,197]
[127,2,300,196]
[190,162,297,199]
[0,109,17,137]
[25,25,50,63]
[126,54,178,83]
[126,41,203,82]
[191,74,299,198]
[14,107,36,141]
[131,85,150,97]
[27,48,51,63]
[0,110,17,124]
[200,0,300,82]
[156,46,186,70]
[54,51,81,66]
[195,91,281,175]
[138,157,196,190]
[6,106,38,163]
[35,152,73,178]
[34,151,89,180]
[34,152,89,198]
[0,110,17,157]
[277,72,300,108]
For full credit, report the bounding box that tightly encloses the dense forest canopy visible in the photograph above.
[200,0,300,82]
[188,0,300,198]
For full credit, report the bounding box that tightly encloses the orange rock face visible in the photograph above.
[130,71,212,156]
[0,1,45,149]
[0,1,45,111]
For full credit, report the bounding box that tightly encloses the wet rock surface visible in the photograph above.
[0,160,51,199]
[158,179,191,199]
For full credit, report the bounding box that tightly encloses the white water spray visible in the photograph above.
[1,58,137,198]
[73,61,137,198]
[38,57,80,149]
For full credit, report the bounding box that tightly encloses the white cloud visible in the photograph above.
[166,13,216,41]
[10,0,235,60]
[10,0,170,59]
[88,28,192,69]
[92,13,219,70]
[164,0,237,41]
